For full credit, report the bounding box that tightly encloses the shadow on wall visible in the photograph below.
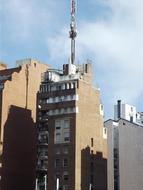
[81,147,107,190]
[1,105,36,190]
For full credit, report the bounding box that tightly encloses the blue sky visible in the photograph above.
[0,0,143,119]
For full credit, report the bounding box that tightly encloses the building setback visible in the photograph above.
[37,62,107,190]
[105,118,143,190]
[0,59,48,190]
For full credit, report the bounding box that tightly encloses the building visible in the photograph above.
[114,100,137,123]
[0,59,48,190]
[37,62,107,190]
[105,118,143,190]
[114,100,143,125]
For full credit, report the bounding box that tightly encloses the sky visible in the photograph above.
[0,0,143,119]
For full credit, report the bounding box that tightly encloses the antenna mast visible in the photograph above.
[69,0,77,65]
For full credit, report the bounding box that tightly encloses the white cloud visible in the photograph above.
[46,27,70,62]
[0,0,63,41]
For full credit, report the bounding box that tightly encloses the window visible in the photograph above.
[90,175,94,183]
[63,171,69,181]
[55,97,59,102]
[63,146,68,154]
[71,83,74,88]
[55,120,60,125]
[55,118,70,144]
[64,120,70,129]
[73,82,76,88]
[69,83,71,89]
[63,158,68,167]
[57,85,61,91]
[64,96,67,101]
[91,138,94,147]
[70,94,74,99]
[66,83,69,89]
[55,133,61,143]
[64,132,70,142]
[56,126,61,130]
[55,159,60,167]
[64,108,67,113]
[63,185,69,190]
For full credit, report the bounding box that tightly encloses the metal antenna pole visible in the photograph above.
[69,0,77,65]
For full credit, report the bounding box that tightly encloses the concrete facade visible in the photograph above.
[37,63,107,190]
[105,119,143,190]
[0,59,48,190]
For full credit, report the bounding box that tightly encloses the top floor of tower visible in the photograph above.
[41,62,93,87]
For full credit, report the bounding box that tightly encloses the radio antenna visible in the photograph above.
[69,0,77,65]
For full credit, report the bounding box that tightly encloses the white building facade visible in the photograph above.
[105,119,143,190]
[114,100,143,125]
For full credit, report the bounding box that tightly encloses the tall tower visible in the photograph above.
[37,63,107,190]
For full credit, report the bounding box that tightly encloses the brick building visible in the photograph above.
[0,59,48,190]
[37,62,107,190]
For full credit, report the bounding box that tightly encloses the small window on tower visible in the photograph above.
[91,138,94,147]
[55,133,61,143]
[55,159,60,167]
[64,119,70,129]
[63,158,68,167]
[56,126,61,130]
[64,132,70,142]
[63,171,69,181]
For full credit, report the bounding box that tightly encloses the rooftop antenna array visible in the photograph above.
[69,0,77,66]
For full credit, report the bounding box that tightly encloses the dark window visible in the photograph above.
[58,85,62,90]
[91,138,94,147]
[90,175,94,183]
[64,174,69,181]
[63,158,68,167]
[64,132,70,142]
[130,116,133,123]
[55,159,60,167]
[56,126,61,130]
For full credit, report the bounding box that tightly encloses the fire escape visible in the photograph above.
[36,102,48,190]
